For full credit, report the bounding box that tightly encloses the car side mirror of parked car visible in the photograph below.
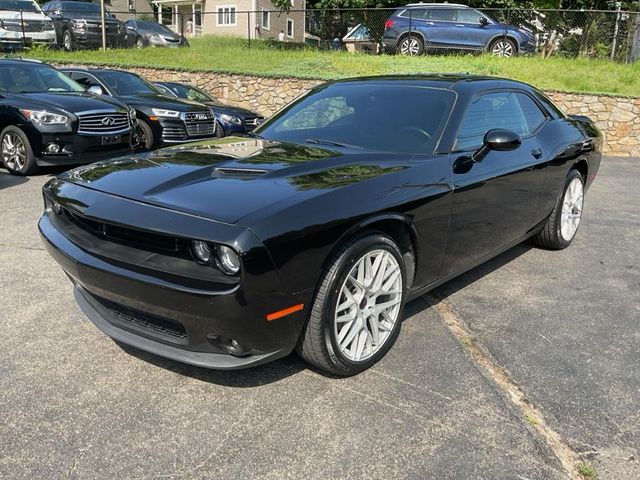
[472,129,521,162]
[87,85,104,96]
[479,17,489,27]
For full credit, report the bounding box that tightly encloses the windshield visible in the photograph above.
[167,83,213,102]
[0,64,85,94]
[256,83,456,154]
[98,71,160,95]
[61,2,101,17]
[137,21,173,34]
[0,0,40,12]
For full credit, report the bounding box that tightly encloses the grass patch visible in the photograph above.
[24,36,640,96]
[578,462,597,478]
[524,414,539,426]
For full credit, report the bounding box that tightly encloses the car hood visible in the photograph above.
[10,92,126,113]
[118,93,208,111]
[0,11,48,21]
[61,137,407,225]
[207,103,258,119]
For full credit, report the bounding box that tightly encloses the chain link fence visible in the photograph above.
[1,5,639,63]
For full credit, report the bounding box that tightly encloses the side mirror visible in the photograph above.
[479,17,489,27]
[87,85,104,96]
[472,129,520,162]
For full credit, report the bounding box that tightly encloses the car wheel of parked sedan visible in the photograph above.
[62,29,75,52]
[214,121,225,138]
[489,38,517,57]
[1,126,37,176]
[398,35,424,56]
[298,233,406,376]
[136,120,155,150]
[136,37,145,48]
[534,170,584,250]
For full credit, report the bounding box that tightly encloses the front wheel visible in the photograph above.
[397,35,424,56]
[297,233,406,376]
[62,29,75,51]
[534,170,585,249]
[135,119,155,151]
[489,37,517,57]
[1,126,37,176]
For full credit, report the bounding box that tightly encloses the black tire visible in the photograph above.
[397,34,424,56]
[136,119,155,151]
[534,170,585,250]
[215,121,225,138]
[488,37,517,57]
[297,233,407,376]
[0,126,37,176]
[62,29,75,51]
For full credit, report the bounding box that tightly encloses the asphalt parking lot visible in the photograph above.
[0,157,638,479]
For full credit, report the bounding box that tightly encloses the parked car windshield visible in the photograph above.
[61,1,101,16]
[256,83,455,154]
[0,0,40,12]
[0,64,85,94]
[136,21,173,34]
[97,71,160,95]
[167,84,213,102]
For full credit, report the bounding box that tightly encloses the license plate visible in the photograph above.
[101,135,121,146]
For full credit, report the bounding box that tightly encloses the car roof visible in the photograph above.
[326,74,532,92]
[403,3,469,8]
[0,58,44,66]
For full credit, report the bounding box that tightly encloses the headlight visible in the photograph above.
[220,113,242,126]
[149,34,166,44]
[21,109,69,125]
[71,19,86,30]
[217,245,241,275]
[151,108,180,118]
[191,240,212,265]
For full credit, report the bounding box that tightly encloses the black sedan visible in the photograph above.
[0,59,134,175]
[61,68,216,150]
[154,81,263,137]
[124,20,189,49]
[39,75,602,376]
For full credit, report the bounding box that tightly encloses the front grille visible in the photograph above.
[85,20,120,34]
[93,294,188,343]
[184,111,215,137]
[244,116,264,131]
[1,20,49,32]
[64,209,188,256]
[162,124,188,141]
[78,111,129,135]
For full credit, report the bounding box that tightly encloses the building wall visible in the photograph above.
[107,0,153,20]
[254,0,305,43]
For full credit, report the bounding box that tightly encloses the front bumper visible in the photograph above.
[32,130,132,167]
[38,182,309,369]
[0,30,56,45]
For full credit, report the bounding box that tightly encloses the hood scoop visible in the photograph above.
[213,167,268,179]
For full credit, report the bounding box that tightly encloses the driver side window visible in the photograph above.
[454,91,544,151]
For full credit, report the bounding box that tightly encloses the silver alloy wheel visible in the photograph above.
[400,37,421,56]
[1,133,26,171]
[334,249,403,362]
[491,40,514,57]
[63,31,72,51]
[560,177,584,241]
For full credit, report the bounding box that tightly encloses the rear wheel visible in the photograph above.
[534,170,584,249]
[489,37,517,57]
[1,126,37,176]
[398,35,424,56]
[215,121,225,138]
[297,233,406,376]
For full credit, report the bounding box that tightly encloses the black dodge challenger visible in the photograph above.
[40,75,602,376]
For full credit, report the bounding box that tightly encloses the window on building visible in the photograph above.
[261,10,270,30]
[286,18,293,37]
[217,6,236,26]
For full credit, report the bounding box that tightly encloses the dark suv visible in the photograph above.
[62,68,216,150]
[382,3,536,57]
[0,59,134,175]
[42,1,126,50]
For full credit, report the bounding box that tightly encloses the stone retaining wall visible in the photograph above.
[59,63,640,157]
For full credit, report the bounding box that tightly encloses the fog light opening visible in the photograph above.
[207,335,250,357]
[44,143,61,154]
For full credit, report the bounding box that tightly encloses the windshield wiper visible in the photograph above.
[305,138,362,149]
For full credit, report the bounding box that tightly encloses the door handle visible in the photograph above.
[531,148,543,159]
